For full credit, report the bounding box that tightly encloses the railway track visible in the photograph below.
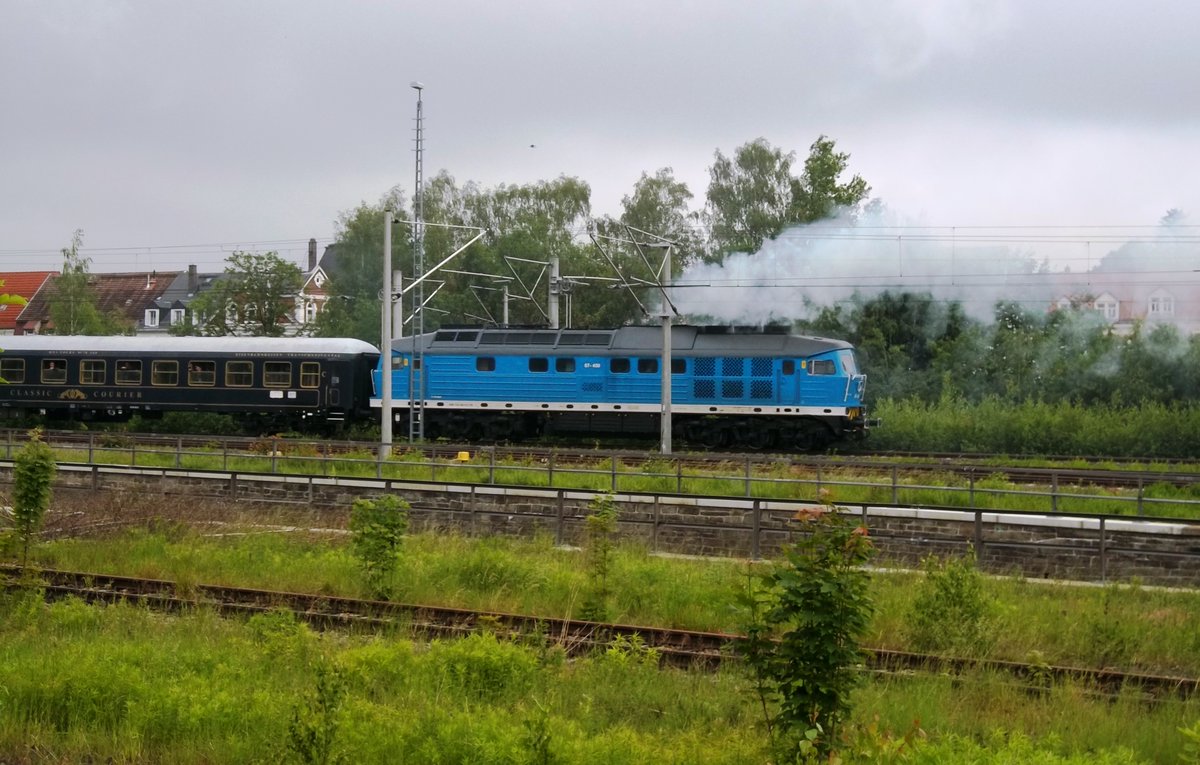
[3,565,1196,699]
[16,428,1200,492]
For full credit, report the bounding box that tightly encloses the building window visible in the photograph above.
[300,362,320,388]
[1,358,25,383]
[188,360,216,386]
[305,302,318,322]
[152,360,179,386]
[226,360,253,387]
[1149,293,1175,317]
[1094,294,1118,322]
[264,361,291,388]
[170,308,185,325]
[80,359,106,385]
[116,360,142,385]
[41,359,67,384]
[144,309,160,328]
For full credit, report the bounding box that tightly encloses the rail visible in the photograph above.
[6,429,1200,520]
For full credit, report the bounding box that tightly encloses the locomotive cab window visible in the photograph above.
[529,357,549,373]
[116,360,142,385]
[300,362,320,388]
[41,359,67,384]
[809,359,836,375]
[610,358,630,373]
[188,360,216,386]
[226,361,253,387]
[637,358,658,374]
[782,361,795,375]
[476,357,495,372]
[555,358,575,373]
[264,361,292,388]
[1,358,25,384]
[152,360,179,386]
[80,359,106,385]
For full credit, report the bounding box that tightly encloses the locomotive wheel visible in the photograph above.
[739,424,775,450]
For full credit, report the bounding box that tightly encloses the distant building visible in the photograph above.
[16,271,179,335]
[0,271,56,335]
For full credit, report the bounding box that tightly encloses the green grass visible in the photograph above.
[33,526,1200,677]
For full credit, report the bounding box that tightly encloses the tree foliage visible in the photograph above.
[185,251,303,336]
[47,230,130,335]
[705,136,871,261]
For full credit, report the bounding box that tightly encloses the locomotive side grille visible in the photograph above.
[722,381,744,398]
[694,379,715,398]
[750,380,773,399]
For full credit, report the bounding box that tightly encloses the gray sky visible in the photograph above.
[2,0,1198,274]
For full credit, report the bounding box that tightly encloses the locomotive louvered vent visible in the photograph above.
[695,358,716,376]
[723,357,745,376]
[585,332,613,346]
[722,381,744,398]
[751,380,773,399]
[695,379,716,398]
[582,382,603,392]
[751,358,772,377]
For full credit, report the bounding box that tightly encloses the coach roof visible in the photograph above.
[0,336,380,356]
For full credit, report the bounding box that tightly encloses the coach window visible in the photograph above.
[188,360,216,386]
[116,360,142,385]
[226,360,253,387]
[300,362,320,388]
[610,358,630,374]
[81,359,106,385]
[152,360,179,386]
[555,358,575,373]
[637,358,658,374]
[475,357,495,372]
[264,361,292,388]
[782,361,795,375]
[1,358,25,384]
[809,359,835,375]
[41,359,67,384]
[529,357,549,373]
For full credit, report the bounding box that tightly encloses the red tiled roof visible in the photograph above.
[0,271,56,331]
[15,271,179,332]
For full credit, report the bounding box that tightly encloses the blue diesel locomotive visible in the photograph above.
[375,325,868,449]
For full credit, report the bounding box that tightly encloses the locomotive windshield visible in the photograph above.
[839,350,860,376]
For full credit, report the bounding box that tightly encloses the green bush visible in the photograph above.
[906,551,994,655]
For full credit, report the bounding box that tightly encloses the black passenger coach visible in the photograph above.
[0,336,379,427]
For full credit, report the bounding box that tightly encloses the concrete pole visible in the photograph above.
[660,249,672,455]
[381,211,394,459]
[549,255,560,329]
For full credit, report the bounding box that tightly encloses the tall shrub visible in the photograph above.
[578,493,619,622]
[348,495,409,598]
[11,429,56,567]
[739,503,875,760]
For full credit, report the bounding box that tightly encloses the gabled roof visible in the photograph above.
[0,271,56,331]
[17,271,180,330]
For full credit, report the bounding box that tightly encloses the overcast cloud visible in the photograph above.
[2,0,1198,273]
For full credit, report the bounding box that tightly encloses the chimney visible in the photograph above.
[188,264,199,294]
[308,238,318,272]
